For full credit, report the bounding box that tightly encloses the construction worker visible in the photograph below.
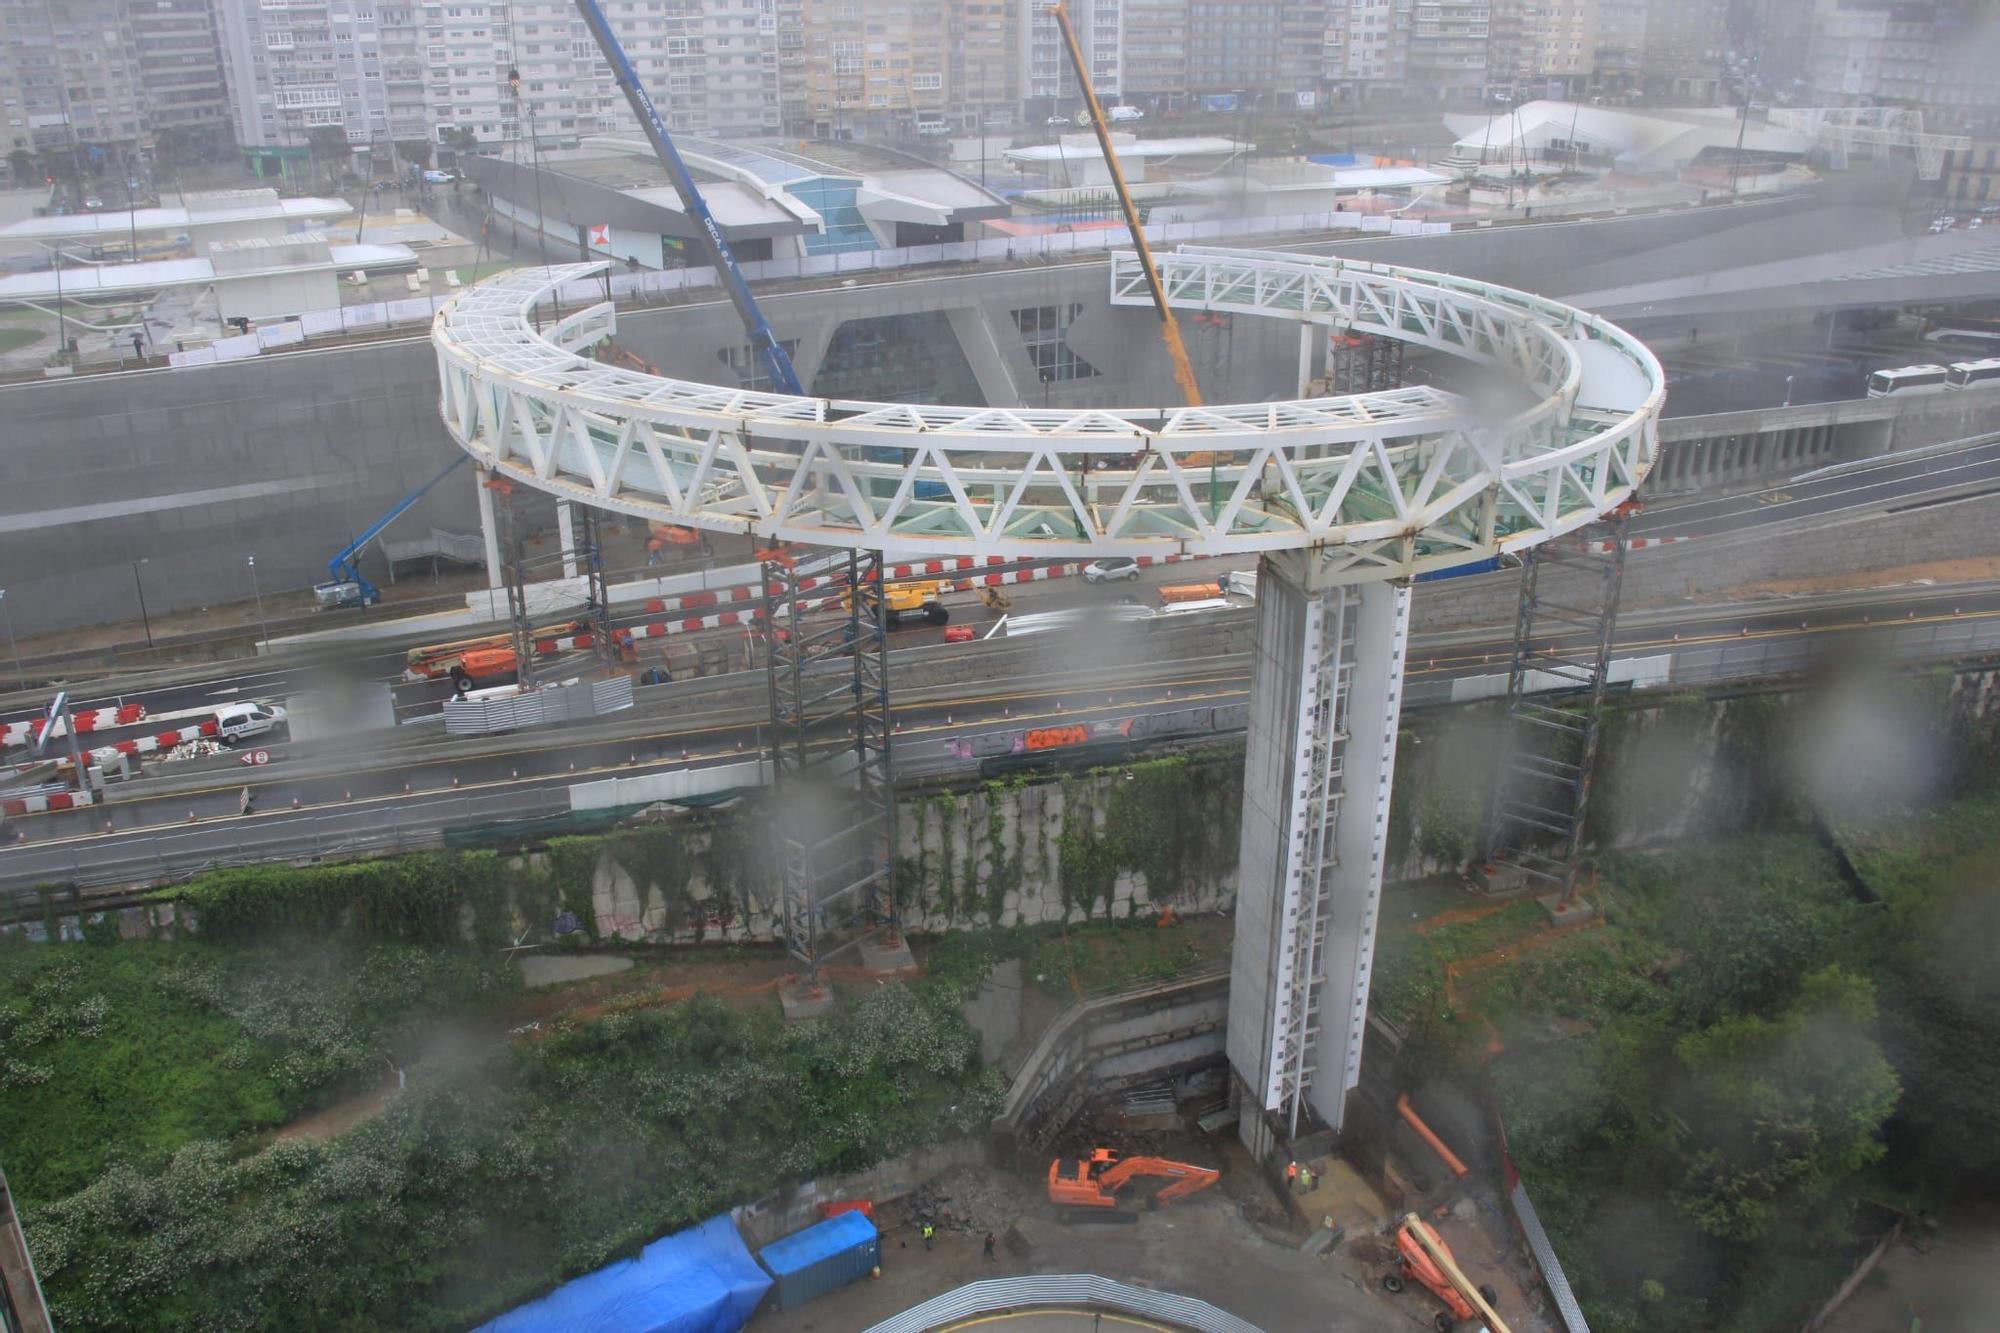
[921,1221,935,1251]
[1299,1164,1315,1194]
[1285,1160,1299,1193]
[983,1232,997,1261]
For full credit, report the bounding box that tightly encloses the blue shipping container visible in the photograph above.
[757,1210,881,1312]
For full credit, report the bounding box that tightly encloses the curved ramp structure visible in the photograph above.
[431,250,1663,1144]
[432,249,1661,580]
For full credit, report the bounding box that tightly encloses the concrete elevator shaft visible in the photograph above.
[1228,551,1412,1150]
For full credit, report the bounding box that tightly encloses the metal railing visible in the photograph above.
[861,1274,1263,1333]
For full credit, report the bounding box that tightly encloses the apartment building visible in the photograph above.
[1803,1,2000,125]
[0,0,150,167]
[949,0,1017,126]
[1591,0,1643,94]
[127,0,231,146]
[216,0,774,165]
[1490,0,1595,100]
[1405,0,1490,102]
[783,0,947,137]
[1324,0,1408,104]
[1020,0,1122,114]
[1636,0,1723,100]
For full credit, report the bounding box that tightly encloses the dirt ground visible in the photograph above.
[753,1139,1420,1333]
[1723,553,2000,601]
[1822,1210,2000,1333]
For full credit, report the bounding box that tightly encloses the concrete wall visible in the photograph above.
[0,340,479,634]
[1409,491,2000,635]
[1648,390,2000,494]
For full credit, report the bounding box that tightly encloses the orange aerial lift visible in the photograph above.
[1385,1213,1512,1333]
[1043,2,1202,413]
[1047,1148,1219,1214]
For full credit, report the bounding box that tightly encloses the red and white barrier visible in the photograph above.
[0,787,95,817]
[1584,535,1697,553]
[84,718,220,766]
[2,704,146,748]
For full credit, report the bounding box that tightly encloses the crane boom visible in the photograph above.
[1043,1,1201,408]
[571,0,803,395]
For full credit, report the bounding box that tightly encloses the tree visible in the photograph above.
[393,138,432,171]
[5,149,32,186]
[305,125,352,167]
[444,126,481,157]
[1669,967,1900,1242]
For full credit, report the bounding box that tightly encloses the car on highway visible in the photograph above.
[1083,556,1142,583]
[1107,105,1143,123]
[215,701,287,745]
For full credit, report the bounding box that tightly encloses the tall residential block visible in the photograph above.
[0,0,151,168]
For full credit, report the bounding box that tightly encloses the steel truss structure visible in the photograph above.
[492,484,616,690]
[1483,513,1629,895]
[1768,106,1970,182]
[763,547,897,974]
[432,250,1663,579]
[434,246,1662,1138]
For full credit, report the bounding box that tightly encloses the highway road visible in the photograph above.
[1634,434,2000,539]
[5,574,2000,904]
[12,425,1997,727]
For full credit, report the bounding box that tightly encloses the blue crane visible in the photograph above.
[572,2,943,499]
[316,456,469,608]
[571,0,804,397]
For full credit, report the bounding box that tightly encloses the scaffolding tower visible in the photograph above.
[1482,511,1630,899]
[1327,331,1405,396]
[490,481,618,690]
[762,546,898,975]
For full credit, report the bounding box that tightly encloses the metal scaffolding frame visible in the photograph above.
[1484,513,1630,896]
[1326,331,1405,397]
[1269,584,1355,1137]
[491,481,617,691]
[762,546,897,975]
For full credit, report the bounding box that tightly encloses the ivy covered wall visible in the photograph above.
[59,753,1246,950]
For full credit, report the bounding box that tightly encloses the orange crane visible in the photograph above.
[1043,2,1201,411]
[1047,1148,1219,1212]
[1385,1214,1512,1333]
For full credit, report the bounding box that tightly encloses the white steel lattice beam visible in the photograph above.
[432,252,1663,579]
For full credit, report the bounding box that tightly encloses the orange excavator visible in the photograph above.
[1047,1148,1218,1216]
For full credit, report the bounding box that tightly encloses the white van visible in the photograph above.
[215,701,288,745]
[1107,106,1144,123]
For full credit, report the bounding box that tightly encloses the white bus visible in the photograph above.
[1867,365,1950,397]
[1947,358,2000,389]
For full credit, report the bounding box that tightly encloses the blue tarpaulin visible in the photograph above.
[475,1215,771,1333]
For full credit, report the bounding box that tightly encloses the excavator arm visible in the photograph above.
[1099,1156,1220,1203]
[1047,1150,1218,1209]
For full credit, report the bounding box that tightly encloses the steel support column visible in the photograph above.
[762,546,897,977]
[1229,552,1410,1144]
[475,465,502,588]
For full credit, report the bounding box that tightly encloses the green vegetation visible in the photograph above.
[924,914,1221,1001]
[1374,793,2000,1332]
[0,325,43,353]
[0,936,514,1208]
[10,845,1004,1331]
